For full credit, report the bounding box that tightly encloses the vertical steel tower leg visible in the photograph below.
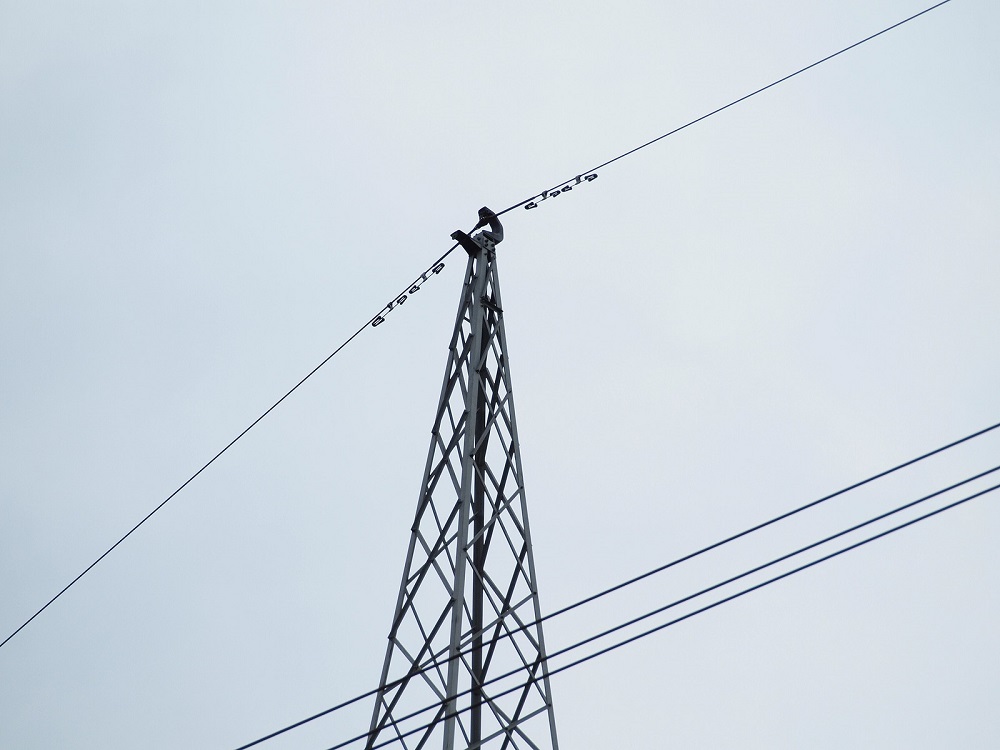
[365,209,559,750]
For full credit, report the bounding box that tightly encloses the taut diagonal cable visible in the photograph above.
[326,479,999,750]
[495,0,954,217]
[0,243,460,652]
[2,0,958,652]
[231,440,1000,749]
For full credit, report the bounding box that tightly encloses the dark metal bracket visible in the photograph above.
[451,206,504,258]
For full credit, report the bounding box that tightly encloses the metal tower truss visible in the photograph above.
[366,209,559,750]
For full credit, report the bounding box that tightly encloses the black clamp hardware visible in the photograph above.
[451,206,503,258]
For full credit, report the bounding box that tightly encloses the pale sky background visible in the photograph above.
[2,2,999,749]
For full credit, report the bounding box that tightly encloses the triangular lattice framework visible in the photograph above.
[366,234,559,750]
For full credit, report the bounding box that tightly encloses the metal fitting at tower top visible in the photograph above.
[451,206,504,258]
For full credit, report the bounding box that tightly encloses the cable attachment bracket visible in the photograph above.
[451,206,503,258]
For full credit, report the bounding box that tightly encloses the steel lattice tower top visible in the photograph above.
[365,209,559,750]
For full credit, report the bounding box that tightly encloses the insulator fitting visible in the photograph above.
[451,206,503,258]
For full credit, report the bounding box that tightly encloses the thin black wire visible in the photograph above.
[250,1,960,745]
[357,425,1000,732]
[495,0,954,217]
[528,418,1000,634]
[0,243,460,652]
[231,427,1000,750]
[2,0,957,654]
[541,468,1000,682]
[346,479,999,750]
[328,473,1000,750]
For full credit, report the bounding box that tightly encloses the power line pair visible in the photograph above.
[235,425,998,749]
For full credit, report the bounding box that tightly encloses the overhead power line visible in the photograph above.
[326,478,999,750]
[1,0,957,652]
[495,0,954,216]
[0,242,463,652]
[233,455,1000,750]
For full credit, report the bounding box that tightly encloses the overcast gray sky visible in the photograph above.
[2,1,999,748]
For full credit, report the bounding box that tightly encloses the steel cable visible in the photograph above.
[233,451,999,749]
[494,0,954,217]
[0,243,460,652]
[1,0,959,654]
[332,478,999,750]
